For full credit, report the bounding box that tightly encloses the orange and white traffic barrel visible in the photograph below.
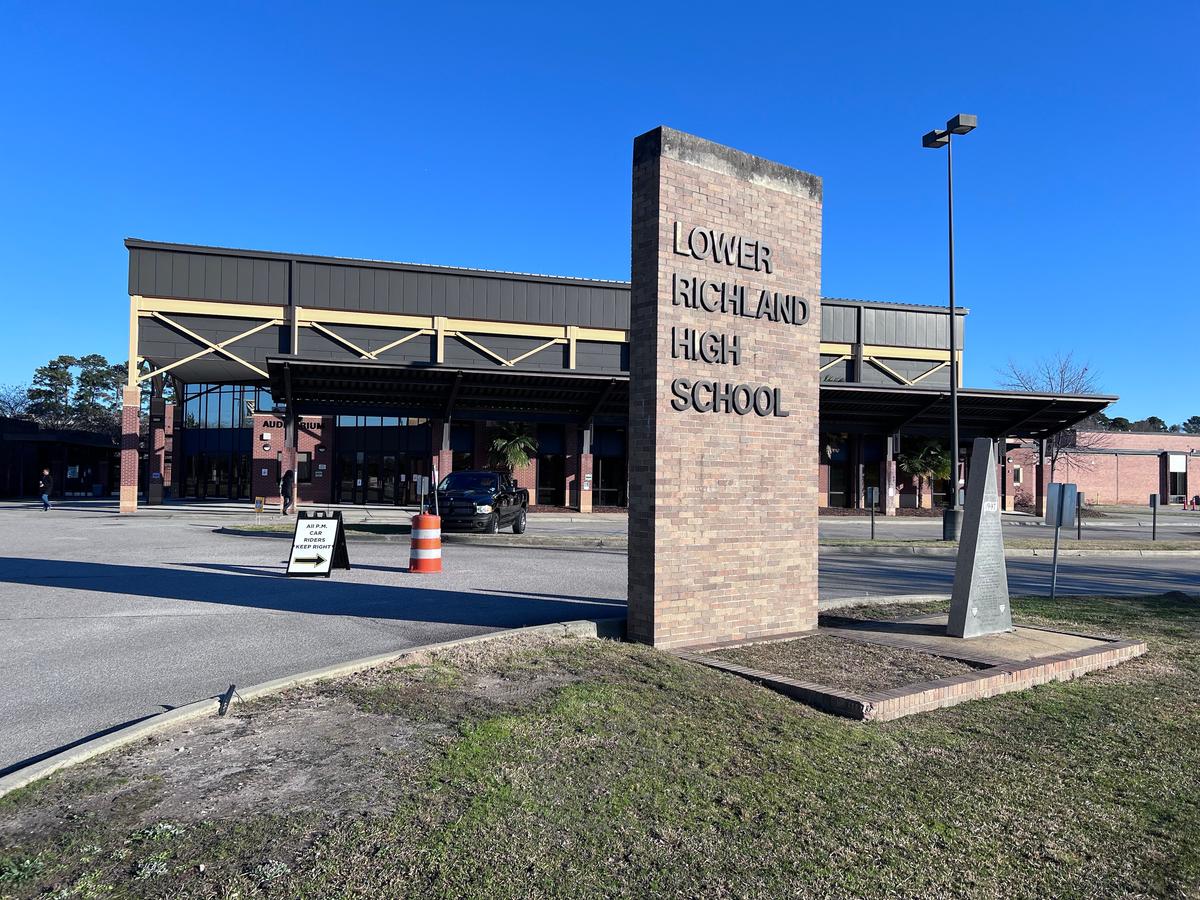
[409,514,442,573]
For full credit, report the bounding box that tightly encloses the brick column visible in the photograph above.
[1034,440,1049,517]
[577,424,594,513]
[511,457,537,504]
[578,450,594,513]
[151,417,166,483]
[627,127,822,649]
[432,420,453,484]
[119,386,140,513]
[162,401,176,492]
[882,433,897,516]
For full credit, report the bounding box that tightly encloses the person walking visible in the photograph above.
[280,467,295,515]
[38,468,53,511]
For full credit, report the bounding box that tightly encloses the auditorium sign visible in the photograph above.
[667,222,811,417]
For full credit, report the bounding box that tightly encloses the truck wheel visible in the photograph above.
[485,513,499,534]
[513,508,527,534]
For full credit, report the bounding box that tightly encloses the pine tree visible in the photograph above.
[26,355,77,429]
[73,354,125,432]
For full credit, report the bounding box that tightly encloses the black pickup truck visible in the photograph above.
[429,470,529,534]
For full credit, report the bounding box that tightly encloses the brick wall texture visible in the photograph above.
[250,415,333,507]
[119,386,140,513]
[1006,431,1200,507]
[627,127,823,649]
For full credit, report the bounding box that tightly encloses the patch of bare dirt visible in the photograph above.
[0,693,431,843]
[709,633,983,694]
[0,634,594,846]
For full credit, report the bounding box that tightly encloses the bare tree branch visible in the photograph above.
[999,353,1108,482]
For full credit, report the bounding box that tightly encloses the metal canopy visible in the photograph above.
[267,357,628,422]
[266,357,1114,438]
[818,383,1116,439]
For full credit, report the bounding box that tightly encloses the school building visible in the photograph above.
[119,238,1123,514]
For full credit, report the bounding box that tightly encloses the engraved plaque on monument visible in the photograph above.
[947,437,1013,638]
[627,126,823,649]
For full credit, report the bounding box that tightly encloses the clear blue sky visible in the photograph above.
[1,3,1195,422]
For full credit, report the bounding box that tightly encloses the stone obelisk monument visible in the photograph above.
[947,437,1013,638]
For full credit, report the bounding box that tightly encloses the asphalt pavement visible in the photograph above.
[0,501,1196,773]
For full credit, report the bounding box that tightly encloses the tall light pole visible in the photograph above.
[922,113,976,541]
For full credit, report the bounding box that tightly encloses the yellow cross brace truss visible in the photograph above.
[140,313,279,382]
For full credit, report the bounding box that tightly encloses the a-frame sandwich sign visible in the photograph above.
[286,510,351,577]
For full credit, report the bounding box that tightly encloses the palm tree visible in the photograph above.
[489,422,538,476]
[896,438,951,508]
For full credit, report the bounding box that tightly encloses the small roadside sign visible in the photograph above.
[254,497,265,513]
[286,511,351,577]
[1047,482,1078,602]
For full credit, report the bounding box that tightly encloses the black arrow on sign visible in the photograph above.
[294,554,326,565]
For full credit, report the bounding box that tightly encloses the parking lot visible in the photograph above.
[0,500,1196,772]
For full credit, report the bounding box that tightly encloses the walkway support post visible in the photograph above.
[119,295,142,513]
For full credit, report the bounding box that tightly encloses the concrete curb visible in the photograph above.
[0,616,626,801]
[218,528,1196,557]
[214,526,628,551]
[1007,519,1200,529]
[822,545,1200,558]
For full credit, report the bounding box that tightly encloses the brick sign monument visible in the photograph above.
[628,127,823,648]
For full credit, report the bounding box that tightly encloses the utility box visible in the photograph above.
[147,471,164,505]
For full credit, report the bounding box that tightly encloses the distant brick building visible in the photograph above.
[1005,431,1199,511]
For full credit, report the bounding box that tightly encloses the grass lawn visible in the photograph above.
[2,595,1198,898]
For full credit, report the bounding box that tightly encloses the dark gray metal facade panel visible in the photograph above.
[818,357,854,383]
[860,307,963,350]
[820,304,859,343]
[443,334,568,372]
[206,257,633,329]
[859,358,953,388]
[137,316,285,381]
[575,340,628,374]
[129,248,289,305]
[294,328,434,366]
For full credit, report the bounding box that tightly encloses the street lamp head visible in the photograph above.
[946,113,977,135]
[922,129,949,149]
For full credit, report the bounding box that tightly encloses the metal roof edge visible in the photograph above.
[124,238,631,290]
[821,297,969,315]
[819,383,1119,403]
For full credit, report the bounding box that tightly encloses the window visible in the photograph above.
[438,472,499,492]
[1012,465,1023,486]
[1168,454,1187,503]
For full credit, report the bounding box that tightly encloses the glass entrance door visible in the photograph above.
[537,454,565,506]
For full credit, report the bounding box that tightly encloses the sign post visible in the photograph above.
[1150,494,1158,542]
[1076,491,1084,541]
[286,510,351,577]
[866,486,879,541]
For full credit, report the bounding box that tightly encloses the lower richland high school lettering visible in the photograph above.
[669,379,790,417]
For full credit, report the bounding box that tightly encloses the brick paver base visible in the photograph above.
[678,623,1147,722]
